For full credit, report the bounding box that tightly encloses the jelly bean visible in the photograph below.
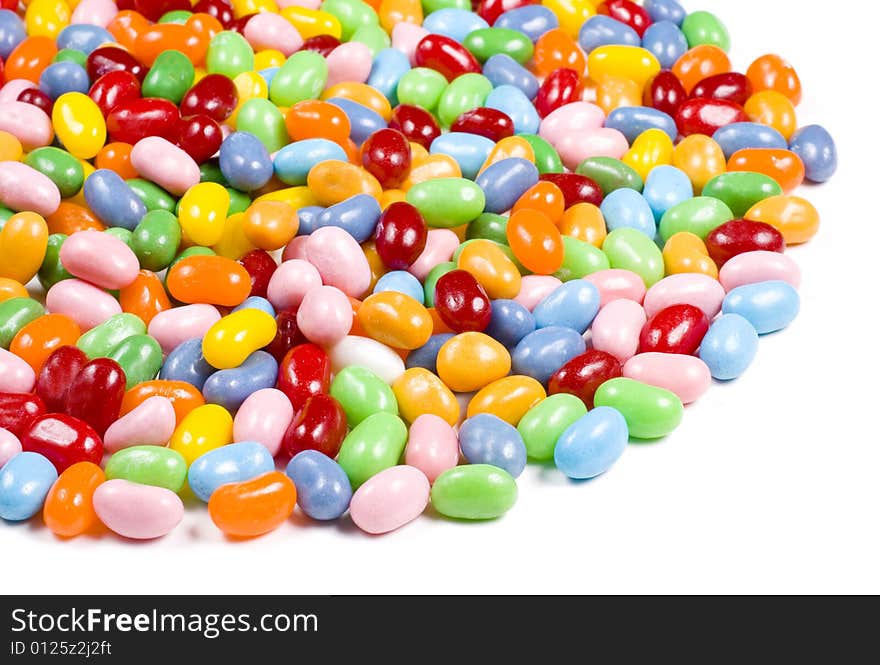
[219,131,273,191]
[587,45,660,89]
[433,269,491,333]
[180,73,238,122]
[577,15,639,53]
[505,209,563,275]
[642,69,686,119]
[0,279,28,305]
[308,158,383,206]
[547,348,621,408]
[403,333,453,376]
[397,66,447,112]
[21,413,102,474]
[169,402,232,465]
[129,211,180,272]
[120,380,204,427]
[402,413,458,483]
[643,165,693,222]
[104,445,187,493]
[624,352,710,405]
[106,98,181,147]
[513,392,583,461]
[639,303,709,355]
[368,48,410,105]
[602,228,664,287]
[280,392,346,461]
[641,20,687,69]
[0,347,35,393]
[744,90,796,141]
[314,194,381,244]
[93,478,183,539]
[457,240,521,300]
[296,284,353,346]
[744,53,800,105]
[698,312,758,380]
[82,169,146,231]
[372,202,426,270]
[37,63,88,104]
[679,9,728,49]
[643,273,725,319]
[285,449,351,520]
[430,132,494,181]
[273,139,346,187]
[127,178,177,214]
[104,396,177,454]
[41,461,104,537]
[435,331,511,393]
[265,260,321,312]
[348,464,428,534]
[202,350,277,412]
[159,338,214,391]
[58,230,138,290]
[0,10,26,60]
[148,305,221,356]
[24,147,83,200]
[451,107,514,143]
[672,44,730,94]
[186,441,275,504]
[553,406,629,479]
[436,72,493,128]
[475,158,539,216]
[330,335,405,384]
[11,313,81,373]
[30,347,83,417]
[336,411,407,489]
[464,27,533,66]
[459,413,526,478]
[704,220,784,268]
[0,451,57,521]
[306,226,372,297]
[512,326,585,385]
[414,33,481,82]
[482,53,539,101]
[690,72,751,107]
[63,357,124,437]
[512,181,564,222]
[744,195,819,245]
[392,367,459,425]
[130,137,200,197]
[520,134,562,174]
[205,29,254,79]
[712,122,787,160]
[605,106,677,144]
[590,298,645,362]
[231,388,291,457]
[675,97,747,138]
[0,298,44,350]
[430,463,516,520]
[358,290,431,349]
[239,249,278,299]
[387,103,441,148]
[670,134,724,193]
[75,312,144,361]
[0,162,59,218]
[594,376,681,439]
[622,127,674,182]
[532,280,600,334]
[727,148,803,194]
[575,156,643,194]
[509,274,559,311]
[658,196,734,242]
[0,393,45,442]
[719,251,800,292]
[167,255,251,307]
[721,280,799,335]
[106,334,163,389]
[788,125,837,183]
[600,187,656,237]
[702,172,782,219]
[201,308,277,371]
[644,0,685,25]
[330,365,397,427]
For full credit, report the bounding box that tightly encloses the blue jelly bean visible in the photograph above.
[642,165,693,222]
[405,333,455,374]
[484,84,540,134]
[430,132,495,180]
[482,54,539,100]
[374,270,425,304]
[0,452,57,521]
[554,407,629,479]
[721,280,800,335]
[604,106,677,143]
[698,313,758,380]
[789,124,837,183]
[258,67,279,87]
[232,296,276,317]
[640,21,689,69]
[0,10,26,59]
[512,326,586,385]
[159,338,215,390]
[187,442,275,503]
[201,350,278,412]
[485,299,535,348]
[578,15,640,53]
[712,122,788,160]
[368,48,410,106]
[273,138,347,186]
[644,0,686,25]
[458,414,527,478]
[532,280,600,334]
[422,9,489,44]
[38,62,90,99]
[475,157,539,214]
[495,5,559,42]
[600,188,656,237]
[295,205,325,236]
[326,97,386,146]
[286,450,352,521]
[56,24,114,54]
[83,169,147,231]
[315,193,381,243]
[219,132,273,191]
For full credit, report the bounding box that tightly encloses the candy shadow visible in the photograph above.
[288,508,363,536]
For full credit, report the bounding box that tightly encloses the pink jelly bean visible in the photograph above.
[266,258,323,311]
[590,298,646,363]
[59,230,139,290]
[305,226,370,298]
[70,0,118,27]
[147,304,222,354]
[328,335,405,384]
[233,388,293,457]
[408,229,459,281]
[584,268,646,306]
[0,101,53,151]
[642,273,726,319]
[325,42,372,87]
[103,396,177,454]
[46,279,123,331]
[718,250,802,292]
[555,128,629,171]
[243,13,303,56]
[0,348,35,393]
[392,23,430,65]
[0,427,22,468]
[0,81,36,105]
[404,414,460,483]
[623,352,712,405]
[296,285,353,346]
[281,235,310,262]
[539,102,605,142]
[349,465,430,535]
[93,479,184,539]
[130,137,200,196]
[0,161,60,216]
[514,275,562,311]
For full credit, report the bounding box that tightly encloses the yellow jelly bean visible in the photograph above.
[623,128,674,181]
[542,0,595,39]
[254,49,286,70]
[229,71,269,127]
[254,185,318,209]
[361,240,388,292]
[402,154,461,190]
[211,212,256,259]
[358,291,433,350]
[559,202,606,247]
[595,76,642,115]
[745,195,819,245]
[169,404,233,466]
[51,92,106,160]
[25,0,70,39]
[672,134,726,194]
[479,136,535,174]
[281,7,342,40]
[744,90,797,141]
[232,0,279,18]
[307,160,382,206]
[202,309,278,370]
[242,200,299,250]
[380,188,406,209]
[0,278,29,303]
[409,142,429,164]
[392,367,459,426]
[458,239,521,299]
[178,182,229,247]
[0,212,48,284]
[662,232,718,279]
[322,82,392,121]
[0,131,23,162]
[466,375,546,425]
[587,45,660,89]
[379,0,423,33]
[436,332,511,393]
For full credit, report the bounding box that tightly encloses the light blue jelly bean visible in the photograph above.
[698,313,758,380]
[512,326,586,385]
[604,106,677,143]
[495,5,559,42]
[286,450,352,521]
[600,187,656,237]
[232,296,276,317]
[326,97,386,145]
[258,67,279,87]
[722,280,800,335]
[578,15,640,53]
[422,9,489,44]
[0,452,57,521]
[554,407,629,479]
[640,21,688,69]
[485,299,535,348]
[295,205,325,236]
[187,441,275,502]
[484,84,540,134]
[56,24,114,54]
[644,0,686,25]
[459,414,527,478]
[789,124,837,183]
[159,338,215,390]
[532,280,600,333]
[712,122,788,160]
[368,48,410,106]
[430,132,495,180]
[374,270,425,304]
[0,10,26,59]
[315,193,380,243]
[643,165,693,222]
[274,139,347,186]
[219,132,273,191]
[202,350,278,412]
[475,157,539,214]
[83,169,147,231]
[406,333,455,373]
[482,54,539,100]
[38,61,90,99]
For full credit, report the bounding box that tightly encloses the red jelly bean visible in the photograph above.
[414,34,482,82]
[88,70,142,118]
[298,34,342,57]
[548,349,622,409]
[87,46,147,82]
[239,249,277,299]
[229,15,254,35]
[17,88,53,115]
[179,73,238,123]
[20,414,103,474]
[107,97,181,144]
[598,0,652,37]
[361,128,412,189]
[0,392,46,439]
[477,0,533,25]
[281,394,347,458]
[34,346,89,413]
[264,311,305,364]
[690,72,753,107]
[539,173,603,207]
[675,98,747,137]
[133,0,191,22]
[374,201,428,270]
[177,114,223,163]
[64,358,126,438]
[450,107,514,142]
[535,68,582,118]
[388,104,441,148]
[644,70,687,118]
[192,0,235,28]
[705,219,786,267]
[639,304,709,355]
[434,269,492,333]
[276,343,331,411]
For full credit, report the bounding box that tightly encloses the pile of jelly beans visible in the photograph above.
[0,0,836,539]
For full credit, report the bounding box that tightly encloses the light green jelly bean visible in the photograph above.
[77,313,146,360]
[576,156,644,194]
[351,24,390,58]
[270,50,328,107]
[658,196,734,242]
[107,334,163,389]
[463,28,534,64]
[0,297,44,349]
[437,73,493,127]
[701,172,783,218]
[520,134,563,174]
[131,210,181,272]
[466,212,509,245]
[206,31,254,79]
[104,227,132,247]
[235,98,289,153]
[38,233,73,290]
[199,160,225,185]
[517,394,587,461]
[142,50,195,104]
[554,236,610,281]
[681,10,730,51]
[105,446,187,493]
[127,178,177,212]
[423,261,456,307]
[322,0,379,41]
[431,464,518,520]
[336,412,407,489]
[602,228,664,287]
[396,67,448,112]
[593,377,683,439]
[406,177,486,228]
[24,147,83,199]
[329,365,398,427]
[159,10,192,23]
[53,48,87,68]
[422,0,469,13]
[226,188,251,215]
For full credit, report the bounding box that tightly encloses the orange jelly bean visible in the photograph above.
[559,203,607,247]
[119,270,172,326]
[479,136,535,173]
[0,278,28,303]
[120,380,205,425]
[10,313,81,373]
[0,211,49,284]
[107,10,149,53]
[506,209,564,275]
[466,375,546,425]
[46,202,105,235]
[402,153,461,190]
[672,45,731,93]
[744,90,797,141]
[533,28,586,76]
[166,255,251,307]
[672,134,727,193]
[208,471,297,538]
[746,54,802,106]
[457,239,521,299]
[727,148,805,193]
[322,82,392,121]
[4,36,57,82]
[94,142,139,180]
[358,291,433,350]
[241,200,299,250]
[512,181,565,224]
[285,100,351,144]
[378,0,422,32]
[662,232,718,279]
[306,160,383,206]
[392,367,459,426]
[595,76,643,114]
[134,23,208,68]
[42,462,105,538]
[745,195,819,245]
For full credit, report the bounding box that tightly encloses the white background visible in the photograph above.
[2,0,878,595]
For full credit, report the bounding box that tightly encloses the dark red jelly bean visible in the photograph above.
[106,97,181,145]
[374,201,428,270]
[548,349,622,409]
[179,73,238,123]
[450,107,514,142]
[598,0,652,37]
[705,219,786,267]
[276,343,331,411]
[133,0,190,22]
[192,0,235,28]
[264,311,306,364]
[239,249,277,299]
[17,88,53,115]
[535,68,582,118]
[281,394,347,458]
[387,104,441,148]
[88,70,142,118]
[639,304,710,355]
[87,46,146,82]
[675,98,748,137]
[229,14,254,35]
[414,34,482,82]
[177,114,223,163]
[539,173,603,207]
[34,346,89,413]
[297,34,342,57]
[20,414,103,474]
[64,358,126,437]
[0,392,46,439]
[477,0,533,25]
[690,72,753,107]
[434,269,492,333]
[361,128,412,189]
[644,70,687,118]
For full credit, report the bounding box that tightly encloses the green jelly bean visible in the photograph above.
[226,188,252,215]
[107,334,163,389]
[437,72,493,127]
[199,160,226,185]
[423,261,456,307]
[602,228,664,287]
[128,178,177,213]
[517,393,587,461]
[520,134,564,174]
[235,98,289,153]
[159,10,192,23]
[77,313,146,360]
[24,147,84,199]
[576,156,643,194]
[38,233,74,290]
[658,196,734,242]
[351,24,390,57]
[431,464,518,520]
[270,50,328,107]
[406,177,486,228]
[466,212,509,245]
[53,48,87,68]
[422,0,469,13]
[105,446,187,493]
[463,28,534,64]
[131,210,181,272]
[142,50,195,105]
[322,0,379,41]
[396,67,448,112]
[329,365,398,427]
[681,10,730,51]
[0,297,44,349]
[701,172,783,218]
[336,412,407,489]
[554,236,611,281]
[593,377,683,439]
[206,31,255,79]
[103,228,133,250]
